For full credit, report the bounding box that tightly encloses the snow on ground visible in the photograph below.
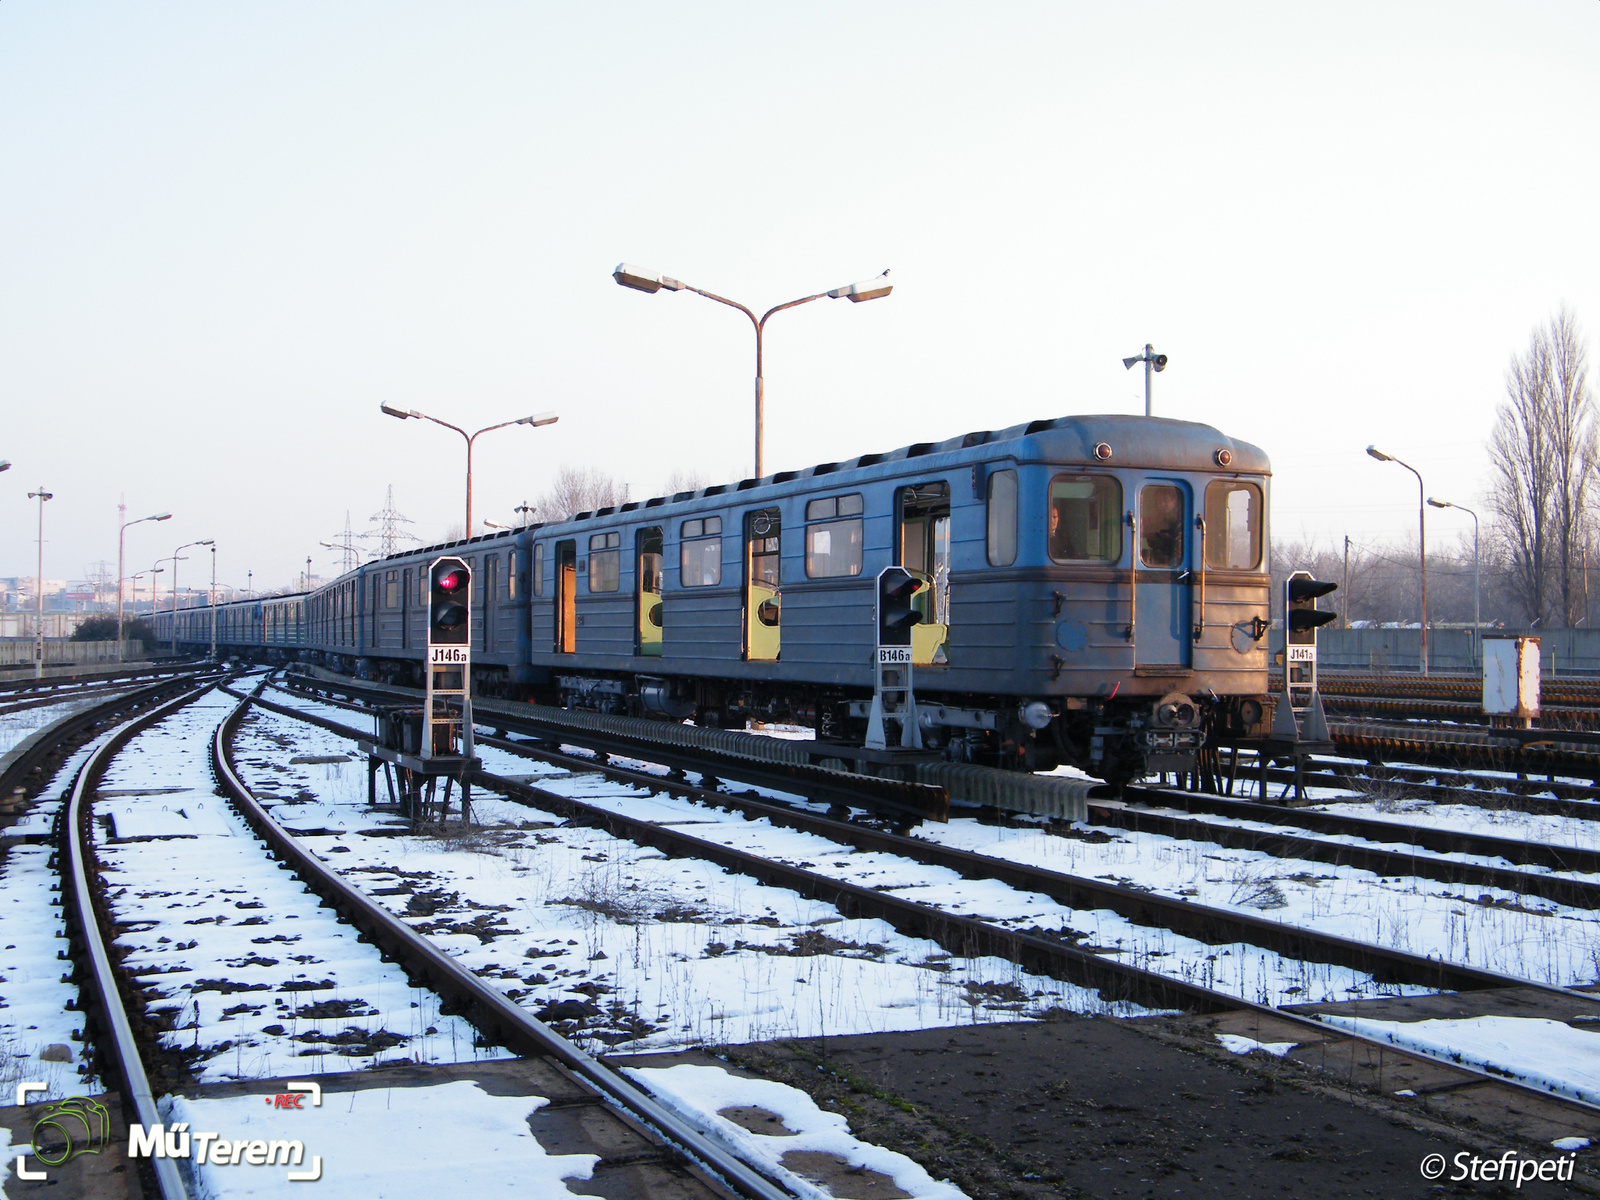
[0,691,125,757]
[93,689,494,1083]
[0,728,114,1104]
[231,706,1436,1056]
[915,816,1600,988]
[163,1080,597,1198]
[630,1062,967,1200]
[1314,1012,1600,1108]
[1214,1033,1297,1057]
[229,706,1146,1052]
[1308,795,1600,854]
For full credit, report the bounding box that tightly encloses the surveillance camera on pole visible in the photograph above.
[1122,344,1168,416]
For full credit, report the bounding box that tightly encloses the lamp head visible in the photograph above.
[380,402,415,420]
[1365,445,1392,462]
[0,460,10,473]
[1427,498,1449,509]
[518,412,559,427]
[152,512,172,522]
[827,270,893,303]
[613,264,684,293]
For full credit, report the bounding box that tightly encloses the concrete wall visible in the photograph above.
[0,638,143,667]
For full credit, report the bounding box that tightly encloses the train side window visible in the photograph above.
[385,570,398,608]
[986,469,1018,567]
[1139,484,1185,568]
[1047,475,1122,562]
[1204,481,1262,570]
[804,494,864,578]
[532,543,545,597]
[680,516,723,587]
[589,532,621,592]
[508,550,518,599]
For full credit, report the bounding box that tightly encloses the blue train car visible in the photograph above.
[167,412,1272,782]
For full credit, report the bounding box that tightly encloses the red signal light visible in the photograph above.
[437,570,463,592]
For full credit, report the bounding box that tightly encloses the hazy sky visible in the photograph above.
[4,2,1598,591]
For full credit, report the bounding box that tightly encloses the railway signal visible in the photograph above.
[877,567,923,649]
[429,559,472,647]
[868,567,923,751]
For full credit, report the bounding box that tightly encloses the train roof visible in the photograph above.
[387,412,1270,562]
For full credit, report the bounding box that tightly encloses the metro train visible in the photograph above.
[155,413,1275,784]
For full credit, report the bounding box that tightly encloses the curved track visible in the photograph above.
[41,681,796,1200]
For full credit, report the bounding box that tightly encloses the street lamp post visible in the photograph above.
[1368,446,1429,675]
[208,544,218,662]
[614,264,892,479]
[1429,497,1480,662]
[117,508,173,662]
[169,541,213,653]
[1121,344,1169,417]
[27,487,52,678]
[379,405,558,538]
[145,564,166,637]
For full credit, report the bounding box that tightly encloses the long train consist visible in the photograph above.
[154,413,1274,783]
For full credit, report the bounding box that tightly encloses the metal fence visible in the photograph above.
[1274,627,1600,677]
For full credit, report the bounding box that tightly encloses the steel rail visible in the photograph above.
[62,686,216,1200]
[0,661,199,697]
[1233,752,1600,813]
[261,678,1570,998]
[1112,788,1600,909]
[1,672,212,805]
[255,680,1600,1118]
[213,686,795,1200]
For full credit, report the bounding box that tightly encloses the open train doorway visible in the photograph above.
[555,540,577,653]
[896,482,950,665]
[636,526,663,656]
[744,507,781,660]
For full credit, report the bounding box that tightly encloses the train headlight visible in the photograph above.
[1152,692,1200,729]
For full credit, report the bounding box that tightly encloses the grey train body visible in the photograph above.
[159,414,1274,783]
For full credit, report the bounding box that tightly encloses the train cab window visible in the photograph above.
[589,532,620,592]
[804,494,864,578]
[986,469,1018,567]
[1048,475,1122,562]
[533,543,545,597]
[680,517,723,587]
[1139,484,1186,568]
[1204,481,1263,570]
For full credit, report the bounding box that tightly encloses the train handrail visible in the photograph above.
[1124,509,1137,643]
[1193,514,1206,643]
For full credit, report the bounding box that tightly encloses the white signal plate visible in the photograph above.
[429,645,470,664]
[877,646,913,664]
[1285,645,1315,662]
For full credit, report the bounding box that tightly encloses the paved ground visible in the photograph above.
[617,1012,1598,1200]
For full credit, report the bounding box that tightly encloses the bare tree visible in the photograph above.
[536,465,633,522]
[1486,308,1597,627]
[1489,322,1555,624]
[662,468,708,496]
[1548,306,1595,624]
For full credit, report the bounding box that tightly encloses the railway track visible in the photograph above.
[21,679,799,1198]
[256,673,1600,1139]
